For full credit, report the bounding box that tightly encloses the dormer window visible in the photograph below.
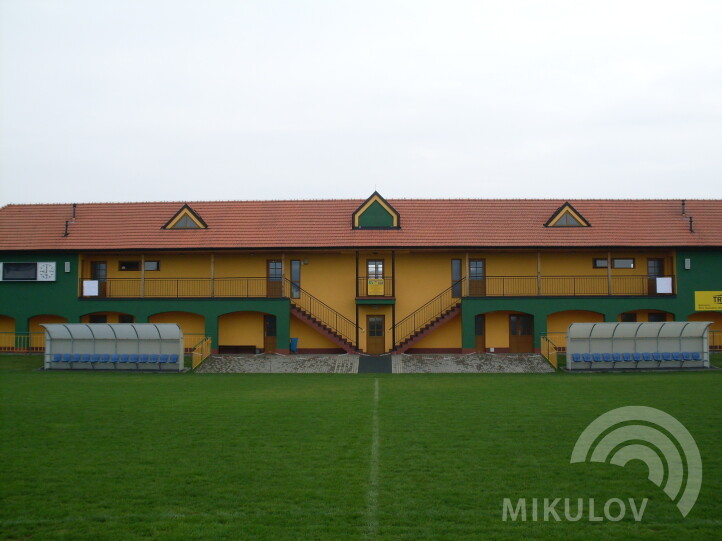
[545,202,590,228]
[163,204,208,230]
[352,192,400,229]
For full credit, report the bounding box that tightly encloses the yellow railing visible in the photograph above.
[540,335,559,369]
[191,337,212,370]
[0,332,46,352]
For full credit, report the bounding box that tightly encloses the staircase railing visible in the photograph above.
[284,278,357,347]
[393,278,466,348]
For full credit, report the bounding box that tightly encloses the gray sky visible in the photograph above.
[1,0,721,206]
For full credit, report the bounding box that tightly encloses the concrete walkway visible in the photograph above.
[196,353,553,374]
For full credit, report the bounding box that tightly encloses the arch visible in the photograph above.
[0,315,16,350]
[617,309,674,323]
[149,311,206,350]
[687,311,722,350]
[217,311,268,353]
[28,314,68,351]
[80,311,135,324]
[547,310,604,349]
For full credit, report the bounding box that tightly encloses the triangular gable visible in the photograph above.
[545,202,590,228]
[162,204,208,230]
[352,192,400,229]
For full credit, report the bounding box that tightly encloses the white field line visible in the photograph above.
[365,378,380,540]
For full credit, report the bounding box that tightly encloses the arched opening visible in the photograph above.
[218,311,273,354]
[617,309,674,323]
[687,311,722,350]
[0,315,16,351]
[28,314,69,351]
[547,310,604,350]
[81,311,135,324]
[149,311,206,351]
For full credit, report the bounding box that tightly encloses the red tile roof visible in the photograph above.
[0,199,720,251]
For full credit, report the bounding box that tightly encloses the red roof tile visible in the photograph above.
[0,199,720,251]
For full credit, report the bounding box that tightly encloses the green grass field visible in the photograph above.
[1,356,721,540]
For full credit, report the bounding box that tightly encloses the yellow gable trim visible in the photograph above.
[164,206,207,229]
[546,204,589,227]
[353,194,399,227]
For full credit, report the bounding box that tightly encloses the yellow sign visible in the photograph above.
[695,291,722,311]
[367,279,385,296]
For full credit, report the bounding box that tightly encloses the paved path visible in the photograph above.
[197,353,553,374]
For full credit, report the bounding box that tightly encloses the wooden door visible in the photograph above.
[469,259,486,296]
[267,260,282,297]
[474,314,485,353]
[647,259,664,295]
[366,315,385,354]
[264,315,276,353]
[90,261,107,298]
[451,259,462,298]
[509,314,533,353]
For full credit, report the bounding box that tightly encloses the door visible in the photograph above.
[469,259,486,296]
[264,315,277,353]
[267,260,282,297]
[474,314,485,352]
[367,259,384,296]
[647,258,664,295]
[90,261,107,298]
[509,314,533,353]
[366,315,385,354]
[290,260,301,299]
[451,259,462,298]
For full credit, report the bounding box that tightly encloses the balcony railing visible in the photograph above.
[356,276,394,297]
[466,275,676,297]
[79,274,676,299]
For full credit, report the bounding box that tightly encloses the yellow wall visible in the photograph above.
[218,311,264,347]
[290,252,356,320]
[411,315,461,350]
[290,318,340,350]
[395,252,459,320]
[482,311,534,350]
[546,310,605,348]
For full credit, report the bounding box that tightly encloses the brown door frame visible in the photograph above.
[366,314,385,354]
[264,314,277,353]
[647,258,665,295]
[469,258,486,296]
[474,313,485,353]
[267,259,282,297]
[90,260,107,298]
[509,313,534,353]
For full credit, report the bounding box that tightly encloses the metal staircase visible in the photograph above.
[284,279,357,353]
[392,279,465,353]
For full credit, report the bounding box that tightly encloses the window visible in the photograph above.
[648,312,667,322]
[291,260,301,299]
[119,314,135,323]
[119,261,140,271]
[367,260,384,278]
[620,313,637,322]
[144,260,160,271]
[89,314,107,323]
[593,258,608,268]
[172,215,201,229]
[2,262,37,281]
[554,213,584,226]
[612,259,635,269]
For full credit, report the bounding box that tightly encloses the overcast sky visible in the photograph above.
[1,0,721,206]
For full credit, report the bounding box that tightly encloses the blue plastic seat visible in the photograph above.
[603,353,613,362]
[150,354,160,363]
[652,352,663,361]
[159,354,170,363]
[119,354,130,363]
[110,354,120,364]
[633,352,643,361]
[100,354,111,363]
[91,353,101,363]
[692,352,702,361]
[613,353,622,362]
[72,353,82,362]
[643,352,653,361]
[592,353,602,362]
[582,353,592,362]
[62,353,73,362]
[169,354,179,363]
[623,352,633,362]
[53,353,63,362]
[662,352,672,361]
[672,352,683,361]
[682,351,691,361]
[139,354,150,363]
[572,353,582,362]
[130,354,140,363]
